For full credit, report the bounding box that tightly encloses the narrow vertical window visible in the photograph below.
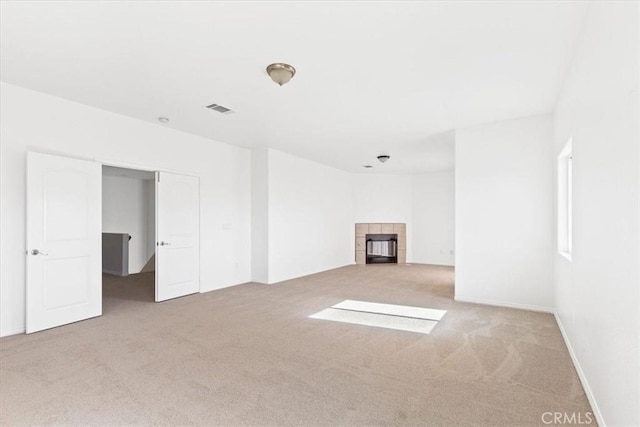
[558,139,572,260]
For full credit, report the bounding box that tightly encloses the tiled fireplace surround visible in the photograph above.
[355,223,407,265]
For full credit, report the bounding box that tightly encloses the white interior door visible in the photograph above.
[156,171,199,302]
[26,152,102,333]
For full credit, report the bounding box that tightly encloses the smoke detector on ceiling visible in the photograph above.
[377,155,390,163]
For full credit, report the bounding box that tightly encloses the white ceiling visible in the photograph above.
[0,1,588,173]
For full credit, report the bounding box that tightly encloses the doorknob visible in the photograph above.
[159,241,171,246]
[30,249,48,256]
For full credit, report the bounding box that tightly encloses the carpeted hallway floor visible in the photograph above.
[0,264,593,426]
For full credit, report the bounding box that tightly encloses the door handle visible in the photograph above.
[30,249,48,256]
[159,241,171,246]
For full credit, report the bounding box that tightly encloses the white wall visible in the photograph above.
[266,149,354,284]
[0,82,252,336]
[352,174,413,261]
[412,171,455,266]
[251,148,269,284]
[251,152,453,283]
[455,115,554,312]
[102,175,155,273]
[553,2,639,425]
[250,157,455,282]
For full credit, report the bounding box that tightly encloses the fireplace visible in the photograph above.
[355,223,406,265]
[366,234,398,264]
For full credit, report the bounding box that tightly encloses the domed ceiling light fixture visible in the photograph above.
[377,155,390,163]
[266,63,296,86]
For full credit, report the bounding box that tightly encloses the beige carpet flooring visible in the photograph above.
[0,264,593,426]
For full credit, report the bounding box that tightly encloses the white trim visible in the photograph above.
[454,296,553,313]
[97,157,197,178]
[557,138,573,256]
[554,312,605,427]
[409,261,456,267]
[102,269,127,277]
[558,137,573,158]
[99,158,157,172]
[559,251,572,262]
[1,327,26,337]
[23,151,197,178]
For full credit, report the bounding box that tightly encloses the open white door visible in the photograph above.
[26,152,102,333]
[155,171,199,302]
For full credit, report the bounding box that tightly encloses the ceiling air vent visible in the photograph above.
[205,103,234,114]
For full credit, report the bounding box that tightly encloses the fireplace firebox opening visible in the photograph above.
[365,234,398,264]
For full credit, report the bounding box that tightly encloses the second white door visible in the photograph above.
[155,171,200,301]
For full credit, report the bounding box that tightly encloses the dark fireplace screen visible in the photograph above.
[365,234,398,264]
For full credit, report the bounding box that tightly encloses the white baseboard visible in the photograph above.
[407,261,455,267]
[102,269,128,277]
[554,312,605,427]
[1,326,25,338]
[454,295,553,313]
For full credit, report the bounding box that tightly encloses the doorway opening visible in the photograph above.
[26,152,201,334]
[101,166,156,307]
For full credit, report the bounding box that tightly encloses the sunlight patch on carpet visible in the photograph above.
[310,308,439,334]
[332,299,447,321]
[309,300,447,334]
